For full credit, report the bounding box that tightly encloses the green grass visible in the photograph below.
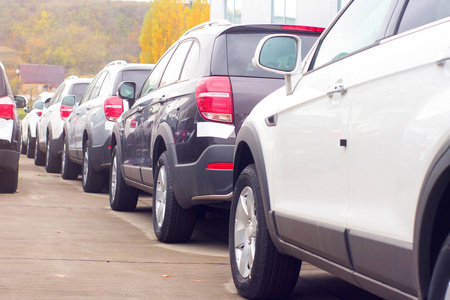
[18,109,27,120]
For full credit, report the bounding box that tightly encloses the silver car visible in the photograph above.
[35,76,92,173]
[63,61,154,192]
[21,92,53,158]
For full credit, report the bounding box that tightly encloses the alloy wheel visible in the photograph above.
[234,186,257,278]
[155,165,167,227]
[83,147,89,186]
[110,154,118,198]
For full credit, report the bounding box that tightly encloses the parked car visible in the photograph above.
[34,76,92,173]
[229,0,450,299]
[21,92,53,158]
[0,62,27,193]
[62,61,154,192]
[109,21,323,243]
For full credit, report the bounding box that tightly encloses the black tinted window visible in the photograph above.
[398,0,450,33]
[73,83,89,104]
[141,47,175,96]
[121,70,152,96]
[160,41,192,87]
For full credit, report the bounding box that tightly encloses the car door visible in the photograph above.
[270,0,396,268]
[121,47,176,184]
[73,71,108,159]
[345,1,450,294]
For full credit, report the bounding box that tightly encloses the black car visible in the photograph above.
[109,21,323,242]
[0,62,27,193]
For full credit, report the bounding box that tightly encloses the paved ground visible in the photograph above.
[0,156,382,299]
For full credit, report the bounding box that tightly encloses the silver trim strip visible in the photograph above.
[191,192,233,202]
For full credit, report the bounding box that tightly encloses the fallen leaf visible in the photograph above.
[54,274,66,278]
[161,274,175,278]
[193,280,208,283]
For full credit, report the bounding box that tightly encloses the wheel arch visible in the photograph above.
[152,123,172,176]
[415,143,450,299]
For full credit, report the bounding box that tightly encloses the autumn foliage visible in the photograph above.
[139,0,210,64]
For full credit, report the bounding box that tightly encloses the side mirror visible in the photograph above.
[117,81,136,101]
[14,95,27,108]
[61,95,76,107]
[253,34,303,94]
[24,107,30,113]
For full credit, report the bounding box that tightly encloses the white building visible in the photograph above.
[210,0,351,28]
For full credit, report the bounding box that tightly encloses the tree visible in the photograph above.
[139,0,210,64]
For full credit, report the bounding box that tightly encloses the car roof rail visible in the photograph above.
[182,19,232,37]
[105,60,127,68]
[66,75,78,80]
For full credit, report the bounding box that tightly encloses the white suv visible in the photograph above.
[230,0,450,299]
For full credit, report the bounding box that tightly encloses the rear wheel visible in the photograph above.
[45,136,61,173]
[230,164,301,299]
[20,139,26,154]
[61,135,79,180]
[428,233,450,300]
[26,130,35,158]
[0,168,18,193]
[82,140,104,193]
[34,134,45,166]
[153,151,197,243]
[109,146,139,211]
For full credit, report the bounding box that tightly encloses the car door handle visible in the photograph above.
[327,83,347,97]
[137,105,144,113]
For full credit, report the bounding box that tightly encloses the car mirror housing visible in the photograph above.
[117,81,136,101]
[61,95,76,107]
[14,95,27,108]
[253,34,303,94]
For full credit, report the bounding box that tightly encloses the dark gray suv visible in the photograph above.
[0,62,26,193]
[109,22,323,243]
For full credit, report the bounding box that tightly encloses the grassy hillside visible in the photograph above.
[0,0,149,76]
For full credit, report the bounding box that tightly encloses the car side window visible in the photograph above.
[90,71,108,100]
[160,41,193,87]
[99,72,111,96]
[49,84,65,106]
[80,77,98,105]
[141,47,176,97]
[180,42,200,81]
[397,0,450,34]
[311,0,394,70]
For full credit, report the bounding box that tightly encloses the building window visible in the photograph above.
[225,0,242,24]
[272,0,296,24]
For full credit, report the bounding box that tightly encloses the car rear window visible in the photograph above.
[73,83,89,104]
[121,70,152,96]
[213,33,318,79]
[34,102,44,109]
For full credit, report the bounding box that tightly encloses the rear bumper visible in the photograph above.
[0,149,20,172]
[173,144,234,209]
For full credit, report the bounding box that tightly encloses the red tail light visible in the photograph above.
[195,76,233,124]
[206,163,234,170]
[104,96,123,122]
[36,111,42,117]
[281,25,325,33]
[0,96,15,119]
[60,105,73,120]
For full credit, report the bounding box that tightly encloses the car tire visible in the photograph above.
[428,233,450,300]
[20,139,27,154]
[230,164,301,299]
[82,140,104,193]
[0,168,18,193]
[61,135,79,180]
[26,131,35,159]
[153,151,197,243]
[109,146,139,211]
[34,135,45,166]
[45,136,61,173]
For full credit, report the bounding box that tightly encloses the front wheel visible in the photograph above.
[82,140,104,193]
[109,146,139,211]
[229,164,301,299]
[45,136,61,173]
[153,151,197,243]
[34,134,45,166]
[428,233,450,300]
[61,135,79,180]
